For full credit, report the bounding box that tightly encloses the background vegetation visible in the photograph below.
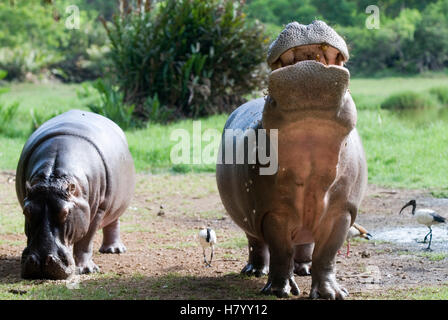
[1,0,448,301]
[245,0,448,75]
[1,0,448,192]
[102,0,267,121]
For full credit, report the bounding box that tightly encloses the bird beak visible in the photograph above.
[399,201,413,215]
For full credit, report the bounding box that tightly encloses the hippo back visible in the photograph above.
[16,110,135,209]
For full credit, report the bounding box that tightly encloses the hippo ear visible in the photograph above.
[67,183,79,197]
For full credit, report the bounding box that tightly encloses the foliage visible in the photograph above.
[103,0,268,121]
[381,91,437,110]
[410,0,448,72]
[245,0,321,27]
[429,87,448,105]
[336,8,422,75]
[0,71,19,135]
[0,0,110,82]
[78,79,134,130]
[246,0,448,76]
[29,109,62,132]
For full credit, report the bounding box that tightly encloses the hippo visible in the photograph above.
[216,21,367,299]
[16,110,135,279]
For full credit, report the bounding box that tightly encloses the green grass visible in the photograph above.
[359,109,448,188]
[367,284,448,300]
[219,235,248,250]
[0,272,271,300]
[2,77,448,189]
[350,76,448,110]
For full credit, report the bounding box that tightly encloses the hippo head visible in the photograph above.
[21,178,89,279]
[264,21,355,130]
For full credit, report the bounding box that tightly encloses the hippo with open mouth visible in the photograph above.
[16,110,135,280]
[216,21,367,299]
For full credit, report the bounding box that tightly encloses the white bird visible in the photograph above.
[339,223,372,257]
[399,199,446,251]
[198,227,217,267]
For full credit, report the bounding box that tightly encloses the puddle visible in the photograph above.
[372,226,448,252]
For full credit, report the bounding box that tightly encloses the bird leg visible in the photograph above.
[345,240,350,257]
[425,228,433,251]
[209,245,214,266]
[203,247,212,267]
[423,229,431,243]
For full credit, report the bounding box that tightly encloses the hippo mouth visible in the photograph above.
[21,246,76,280]
[267,45,350,112]
[270,44,346,71]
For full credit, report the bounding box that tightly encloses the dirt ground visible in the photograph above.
[0,171,447,299]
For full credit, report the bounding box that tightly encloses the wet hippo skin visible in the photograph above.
[16,110,135,279]
[216,21,368,299]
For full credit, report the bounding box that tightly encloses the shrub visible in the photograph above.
[429,86,448,105]
[29,109,62,133]
[0,45,60,81]
[0,1,110,82]
[78,79,134,130]
[381,91,437,110]
[102,0,268,121]
[0,70,19,135]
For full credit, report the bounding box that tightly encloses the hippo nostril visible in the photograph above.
[42,253,73,280]
[27,254,40,267]
[21,253,41,279]
[45,254,58,267]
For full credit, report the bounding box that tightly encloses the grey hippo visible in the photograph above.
[216,21,367,299]
[16,110,135,279]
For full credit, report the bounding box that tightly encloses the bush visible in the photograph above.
[0,70,19,135]
[29,109,62,133]
[0,45,60,81]
[337,8,422,75]
[381,91,437,110]
[0,1,110,82]
[102,0,268,121]
[77,79,134,130]
[429,86,448,105]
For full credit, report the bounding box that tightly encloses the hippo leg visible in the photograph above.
[294,243,314,276]
[260,213,300,298]
[73,219,101,274]
[241,234,269,277]
[310,212,350,300]
[99,219,127,254]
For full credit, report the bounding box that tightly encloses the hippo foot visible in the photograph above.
[99,242,127,254]
[76,260,100,275]
[241,263,269,278]
[310,276,348,300]
[294,261,311,276]
[261,276,300,298]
